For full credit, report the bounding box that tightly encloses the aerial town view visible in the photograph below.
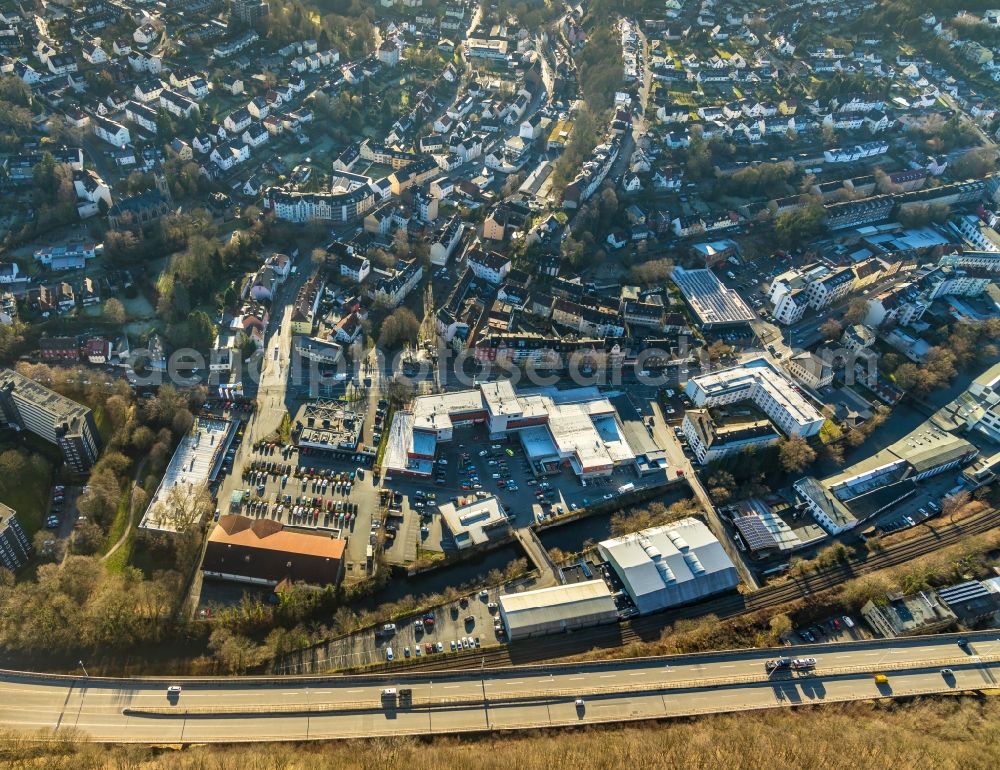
[3,0,1000,763]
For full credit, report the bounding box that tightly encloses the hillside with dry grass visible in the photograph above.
[5,696,1000,770]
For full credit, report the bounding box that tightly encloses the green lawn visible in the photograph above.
[374,404,395,470]
[0,457,53,539]
[121,291,155,320]
[92,405,113,446]
[103,530,134,575]
[819,418,844,445]
[102,487,131,556]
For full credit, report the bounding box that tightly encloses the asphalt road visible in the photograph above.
[4,632,997,743]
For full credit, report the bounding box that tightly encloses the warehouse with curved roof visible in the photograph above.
[597,518,738,615]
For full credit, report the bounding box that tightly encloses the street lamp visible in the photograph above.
[79,660,89,677]
[480,657,490,730]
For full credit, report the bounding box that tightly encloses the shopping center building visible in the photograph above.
[383,381,659,480]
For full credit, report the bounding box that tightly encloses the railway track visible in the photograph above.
[382,507,1000,674]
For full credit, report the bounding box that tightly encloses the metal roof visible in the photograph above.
[499,580,616,633]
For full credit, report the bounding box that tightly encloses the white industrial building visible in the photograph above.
[498,580,619,640]
[598,518,738,614]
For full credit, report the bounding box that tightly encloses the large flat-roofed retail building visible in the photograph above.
[141,417,236,532]
[383,381,662,480]
[671,266,756,328]
[498,580,619,640]
[598,518,739,614]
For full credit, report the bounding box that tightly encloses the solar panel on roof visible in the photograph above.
[734,514,778,551]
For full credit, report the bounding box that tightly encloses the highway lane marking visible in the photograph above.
[599,674,616,678]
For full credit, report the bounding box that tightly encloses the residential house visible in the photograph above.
[93,115,130,146]
[333,312,363,345]
[340,252,371,283]
[224,108,252,135]
[79,277,100,306]
[784,351,834,389]
[467,249,512,284]
[40,336,79,361]
[430,214,464,266]
[222,75,244,95]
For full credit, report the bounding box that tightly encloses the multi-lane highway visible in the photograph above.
[3,632,998,743]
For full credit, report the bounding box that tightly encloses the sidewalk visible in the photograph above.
[513,528,559,589]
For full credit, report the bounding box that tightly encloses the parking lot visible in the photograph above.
[278,582,514,672]
[373,587,505,663]
[868,473,957,536]
[225,441,381,579]
[787,614,869,646]
[37,483,79,561]
[382,424,647,559]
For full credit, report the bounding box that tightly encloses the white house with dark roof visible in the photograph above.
[224,108,252,134]
[93,115,130,146]
[468,249,512,284]
[242,124,269,148]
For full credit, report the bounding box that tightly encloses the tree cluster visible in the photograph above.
[0,76,33,151]
[716,161,796,199]
[609,499,702,538]
[628,257,674,285]
[892,320,1000,395]
[0,557,183,654]
[378,307,420,350]
[773,200,827,249]
[778,435,817,474]
[30,153,79,233]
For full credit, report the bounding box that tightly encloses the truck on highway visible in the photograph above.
[790,657,817,670]
[618,482,635,494]
[765,658,791,672]
[381,687,412,708]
